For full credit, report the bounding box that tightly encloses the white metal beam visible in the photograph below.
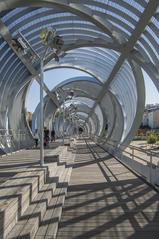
[85,0,159,123]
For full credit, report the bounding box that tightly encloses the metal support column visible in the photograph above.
[40,60,44,166]
[149,152,153,184]
[62,102,65,145]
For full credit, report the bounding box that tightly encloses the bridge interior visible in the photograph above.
[0,0,159,238]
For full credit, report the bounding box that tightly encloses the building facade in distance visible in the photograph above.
[142,104,159,129]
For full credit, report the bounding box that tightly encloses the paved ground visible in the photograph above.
[57,139,159,239]
[125,141,159,166]
[131,140,159,152]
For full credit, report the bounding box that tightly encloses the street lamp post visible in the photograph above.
[62,100,65,146]
[39,58,44,166]
[39,46,50,166]
[55,89,75,145]
[16,28,64,166]
[39,29,64,166]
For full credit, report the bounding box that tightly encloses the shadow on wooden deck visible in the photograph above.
[57,141,159,239]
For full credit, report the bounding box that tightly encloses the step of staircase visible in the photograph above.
[0,167,50,239]
[34,167,72,239]
[3,146,74,239]
[45,146,74,169]
[6,165,66,239]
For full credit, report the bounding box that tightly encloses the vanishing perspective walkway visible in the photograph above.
[0,1,159,238]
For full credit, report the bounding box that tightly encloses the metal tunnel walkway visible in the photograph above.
[56,139,159,239]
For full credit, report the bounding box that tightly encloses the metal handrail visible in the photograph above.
[0,130,34,151]
[88,137,158,185]
[106,140,159,158]
[92,137,159,167]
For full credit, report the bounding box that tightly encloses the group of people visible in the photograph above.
[33,128,56,148]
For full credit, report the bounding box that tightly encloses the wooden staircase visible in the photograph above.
[0,145,74,239]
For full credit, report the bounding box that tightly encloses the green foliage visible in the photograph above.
[147,131,157,144]
[54,110,64,119]
[133,136,144,140]
[54,111,60,118]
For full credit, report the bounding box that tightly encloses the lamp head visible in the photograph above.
[40,28,64,50]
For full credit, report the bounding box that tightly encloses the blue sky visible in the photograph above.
[26,68,89,112]
[143,70,159,105]
[26,68,159,113]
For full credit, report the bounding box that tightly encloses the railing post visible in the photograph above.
[132,148,134,160]
[62,101,65,146]
[19,131,20,150]
[149,152,152,184]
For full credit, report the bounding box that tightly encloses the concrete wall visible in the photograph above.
[148,111,154,128]
[153,111,159,128]
[142,110,159,129]
[142,112,149,126]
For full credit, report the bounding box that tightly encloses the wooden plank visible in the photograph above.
[56,140,159,239]
[35,167,72,239]
[6,157,72,239]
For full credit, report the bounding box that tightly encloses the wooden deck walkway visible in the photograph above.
[0,141,62,185]
[56,139,159,239]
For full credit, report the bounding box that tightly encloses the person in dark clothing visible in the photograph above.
[79,127,83,134]
[34,129,39,148]
[51,129,55,142]
[44,127,50,146]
